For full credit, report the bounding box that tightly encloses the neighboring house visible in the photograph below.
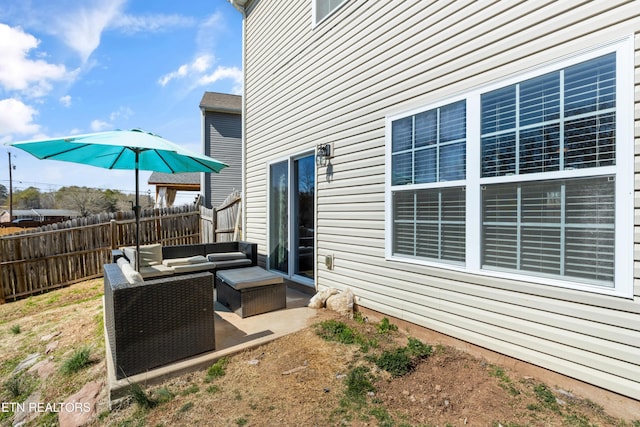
[148,172,200,208]
[200,92,242,208]
[0,210,9,223]
[1,209,80,223]
[230,0,640,406]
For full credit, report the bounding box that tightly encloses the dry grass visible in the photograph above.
[0,227,27,237]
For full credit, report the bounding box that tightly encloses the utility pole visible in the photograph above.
[8,151,13,221]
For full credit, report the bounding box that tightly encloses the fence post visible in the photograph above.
[110,219,117,249]
[233,200,242,241]
[0,262,5,304]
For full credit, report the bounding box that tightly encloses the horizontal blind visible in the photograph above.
[393,187,466,263]
[482,176,614,285]
[391,100,466,185]
[481,53,616,177]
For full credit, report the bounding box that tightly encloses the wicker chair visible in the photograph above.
[103,264,215,379]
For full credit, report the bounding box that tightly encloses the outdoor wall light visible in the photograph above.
[316,143,332,167]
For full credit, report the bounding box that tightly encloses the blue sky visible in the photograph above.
[0,0,242,205]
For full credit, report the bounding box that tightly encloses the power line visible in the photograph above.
[0,179,145,195]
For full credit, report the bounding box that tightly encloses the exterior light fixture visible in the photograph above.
[316,143,332,167]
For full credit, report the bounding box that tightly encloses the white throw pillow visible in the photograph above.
[138,244,163,267]
[117,257,144,284]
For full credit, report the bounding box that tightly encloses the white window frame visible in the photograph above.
[312,0,348,27]
[385,36,634,298]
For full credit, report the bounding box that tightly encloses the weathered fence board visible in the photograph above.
[0,205,200,303]
[214,191,242,243]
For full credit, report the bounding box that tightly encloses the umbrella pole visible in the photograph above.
[135,150,140,272]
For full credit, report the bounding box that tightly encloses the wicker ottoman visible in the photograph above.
[216,266,286,318]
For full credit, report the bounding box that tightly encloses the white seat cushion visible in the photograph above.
[172,262,216,274]
[216,266,283,290]
[207,251,246,262]
[162,255,208,267]
[139,264,175,279]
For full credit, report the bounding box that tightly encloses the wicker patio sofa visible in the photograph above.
[104,241,258,378]
[111,241,258,280]
[103,263,215,379]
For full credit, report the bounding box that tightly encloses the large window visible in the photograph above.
[314,0,347,25]
[390,100,467,264]
[386,38,633,296]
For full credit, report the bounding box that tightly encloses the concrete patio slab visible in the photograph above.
[106,285,316,404]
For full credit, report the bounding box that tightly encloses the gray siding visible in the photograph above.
[203,111,242,208]
[242,0,640,400]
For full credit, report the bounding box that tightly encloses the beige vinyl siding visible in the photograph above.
[242,0,640,399]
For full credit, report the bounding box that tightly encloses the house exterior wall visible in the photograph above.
[241,0,640,400]
[203,111,242,208]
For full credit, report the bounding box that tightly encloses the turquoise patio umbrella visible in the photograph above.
[6,129,228,270]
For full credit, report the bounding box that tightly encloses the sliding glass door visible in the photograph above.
[269,161,289,273]
[269,153,315,283]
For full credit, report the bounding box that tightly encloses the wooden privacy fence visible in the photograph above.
[200,190,242,243]
[0,205,200,303]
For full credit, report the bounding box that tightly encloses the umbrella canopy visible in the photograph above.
[6,129,228,270]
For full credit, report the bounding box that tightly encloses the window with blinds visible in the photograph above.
[480,53,617,287]
[390,100,467,264]
[481,54,616,177]
[386,38,631,296]
[314,0,347,24]
[482,177,615,285]
[393,188,466,263]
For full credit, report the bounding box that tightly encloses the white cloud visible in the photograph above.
[158,13,242,94]
[0,24,71,97]
[196,13,225,53]
[59,95,72,107]
[54,0,127,63]
[90,119,111,132]
[0,98,40,136]
[158,54,214,87]
[197,66,243,93]
[109,106,134,122]
[111,14,195,35]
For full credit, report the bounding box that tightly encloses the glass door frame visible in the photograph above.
[267,151,316,287]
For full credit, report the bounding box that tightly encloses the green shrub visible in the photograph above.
[406,337,432,358]
[60,347,92,375]
[129,383,157,409]
[179,402,193,413]
[206,357,229,381]
[534,383,559,412]
[375,348,413,377]
[315,320,357,344]
[181,385,199,396]
[153,388,175,404]
[344,366,375,400]
[10,324,21,334]
[376,317,398,334]
[3,374,33,399]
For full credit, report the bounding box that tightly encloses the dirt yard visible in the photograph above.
[0,280,637,426]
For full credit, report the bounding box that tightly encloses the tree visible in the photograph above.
[0,183,7,207]
[103,189,125,213]
[14,186,42,209]
[56,186,109,217]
